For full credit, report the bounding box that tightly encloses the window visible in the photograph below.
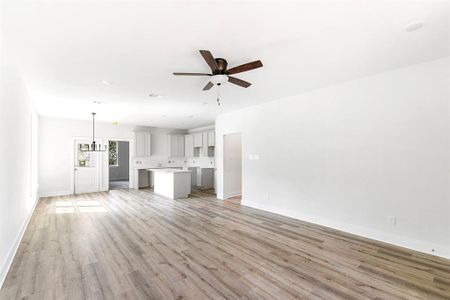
[77,143,91,167]
[109,141,118,166]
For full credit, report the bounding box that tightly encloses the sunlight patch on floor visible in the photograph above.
[55,207,77,214]
[55,199,107,214]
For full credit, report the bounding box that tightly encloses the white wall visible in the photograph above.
[109,141,130,181]
[38,117,188,196]
[0,37,39,287]
[223,133,242,198]
[38,117,136,196]
[216,57,450,258]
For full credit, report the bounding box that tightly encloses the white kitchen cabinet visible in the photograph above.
[168,134,185,157]
[152,169,192,199]
[202,132,214,157]
[196,168,214,189]
[207,131,215,146]
[193,133,203,147]
[184,135,194,157]
[202,132,209,155]
[188,167,197,186]
[135,132,151,157]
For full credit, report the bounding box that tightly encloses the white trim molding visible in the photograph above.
[0,195,39,288]
[242,199,450,260]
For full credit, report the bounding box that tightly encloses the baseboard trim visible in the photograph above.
[223,191,242,199]
[39,190,72,197]
[242,199,450,260]
[0,195,39,288]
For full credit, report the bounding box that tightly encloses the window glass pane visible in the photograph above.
[109,141,118,166]
[77,143,91,167]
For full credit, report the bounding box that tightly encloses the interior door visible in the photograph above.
[74,140,100,194]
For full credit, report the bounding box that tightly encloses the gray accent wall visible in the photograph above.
[109,141,129,181]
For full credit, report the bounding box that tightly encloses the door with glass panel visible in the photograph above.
[74,140,100,194]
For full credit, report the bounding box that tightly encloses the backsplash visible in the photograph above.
[187,157,215,168]
[134,155,215,188]
[133,155,215,169]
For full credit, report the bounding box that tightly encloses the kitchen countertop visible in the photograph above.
[146,168,192,173]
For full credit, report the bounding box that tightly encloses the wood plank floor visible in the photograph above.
[1,189,449,299]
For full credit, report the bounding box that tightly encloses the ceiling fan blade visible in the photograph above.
[203,81,214,91]
[226,60,263,75]
[228,76,251,88]
[173,72,211,76]
[199,50,219,73]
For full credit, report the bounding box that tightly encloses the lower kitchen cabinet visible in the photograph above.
[191,167,214,189]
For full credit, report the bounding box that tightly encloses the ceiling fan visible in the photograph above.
[173,50,263,91]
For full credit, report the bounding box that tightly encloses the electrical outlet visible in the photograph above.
[388,216,396,225]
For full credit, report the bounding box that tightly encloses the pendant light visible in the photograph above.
[82,112,106,152]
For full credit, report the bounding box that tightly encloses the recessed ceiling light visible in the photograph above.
[405,21,424,32]
[149,93,162,98]
[93,100,103,104]
[102,80,113,85]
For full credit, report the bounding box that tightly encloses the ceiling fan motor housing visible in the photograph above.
[214,58,228,74]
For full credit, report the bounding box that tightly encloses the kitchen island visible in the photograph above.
[147,168,192,199]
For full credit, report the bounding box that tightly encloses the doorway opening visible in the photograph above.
[223,133,242,204]
[108,140,130,190]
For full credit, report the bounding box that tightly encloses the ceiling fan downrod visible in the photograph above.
[216,84,221,106]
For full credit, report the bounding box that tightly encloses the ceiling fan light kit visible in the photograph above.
[174,50,263,105]
[210,74,228,85]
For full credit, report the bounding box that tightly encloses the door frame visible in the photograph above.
[105,137,134,190]
[71,137,102,194]
[222,132,243,199]
[70,136,135,194]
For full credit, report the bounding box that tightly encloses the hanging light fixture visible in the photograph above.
[81,112,106,152]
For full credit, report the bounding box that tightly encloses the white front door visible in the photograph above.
[74,140,100,194]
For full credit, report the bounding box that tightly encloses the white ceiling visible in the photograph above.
[1,0,449,129]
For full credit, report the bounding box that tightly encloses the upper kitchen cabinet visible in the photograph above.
[184,135,194,157]
[135,132,151,157]
[202,132,215,157]
[193,133,203,148]
[207,131,215,146]
[187,129,215,157]
[168,134,185,157]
